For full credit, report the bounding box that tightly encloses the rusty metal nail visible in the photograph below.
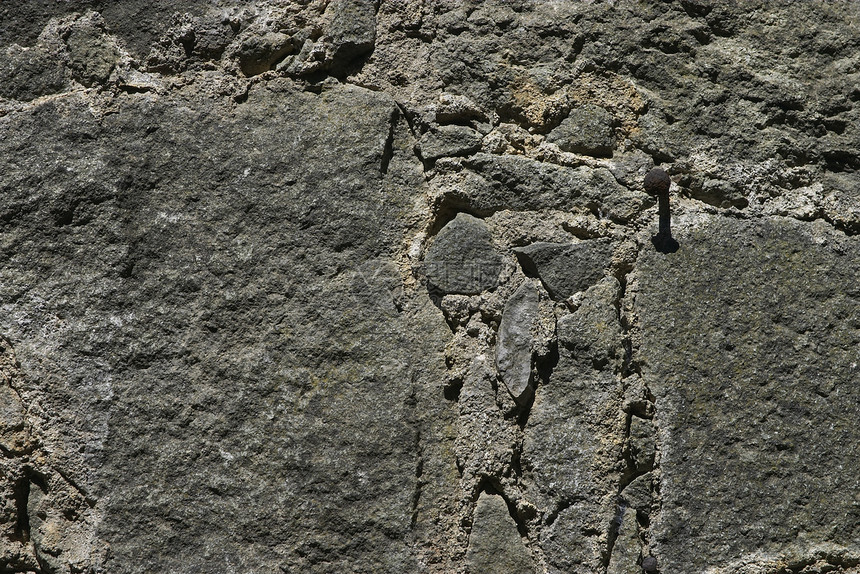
[644,167,671,237]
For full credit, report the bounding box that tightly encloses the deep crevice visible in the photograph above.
[410,427,424,529]
[394,101,420,139]
[118,84,154,95]
[443,376,463,401]
[27,468,48,495]
[379,106,397,174]
[618,412,650,493]
[12,476,30,543]
[503,492,530,539]
[514,393,533,429]
[612,242,661,570]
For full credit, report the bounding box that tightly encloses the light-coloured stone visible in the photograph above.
[496,281,539,404]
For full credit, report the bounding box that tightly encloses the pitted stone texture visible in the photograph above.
[425,213,503,296]
[0,44,66,101]
[522,371,624,572]
[495,281,539,405]
[516,240,614,302]
[466,493,535,574]
[547,104,616,157]
[637,216,860,572]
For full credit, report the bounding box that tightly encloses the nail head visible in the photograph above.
[644,168,671,197]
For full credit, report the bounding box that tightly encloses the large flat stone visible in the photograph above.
[547,104,616,157]
[0,80,435,574]
[637,216,860,572]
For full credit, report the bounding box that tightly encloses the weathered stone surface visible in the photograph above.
[455,355,520,497]
[547,104,616,157]
[637,216,860,572]
[456,155,649,223]
[0,79,445,574]
[425,213,503,296]
[523,319,625,572]
[495,281,538,404]
[517,240,614,302]
[418,125,483,161]
[0,0,221,57]
[0,337,104,572]
[557,276,623,368]
[466,493,534,574]
[2,1,860,572]
[620,473,653,519]
[0,44,66,101]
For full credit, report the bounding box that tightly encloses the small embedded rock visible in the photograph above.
[496,281,539,405]
[547,104,616,157]
[623,376,655,418]
[190,17,237,60]
[238,32,294,76]
[65,16,120,87]
[435,93,487,123]
[620,473,653,515]
[418,125,483,161]
[557,276,622,365]
[821,174,860,234]
[324,0,377,69]
[425,213,503,295]
[514,239,613,301]
[628,416,656,474]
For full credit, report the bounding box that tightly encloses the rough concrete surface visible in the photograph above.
[1,1,859,573]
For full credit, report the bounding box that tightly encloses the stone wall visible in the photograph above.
[1,1,858,573]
